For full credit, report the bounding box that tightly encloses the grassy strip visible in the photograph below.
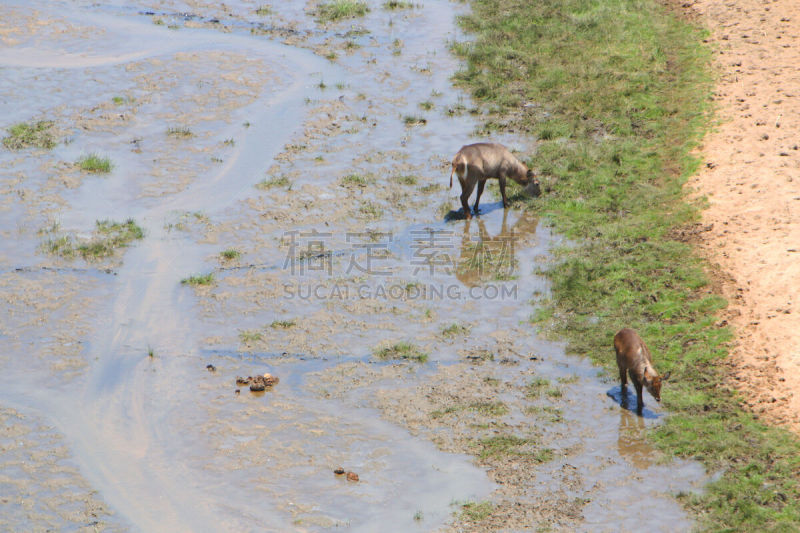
[454,0,800,530]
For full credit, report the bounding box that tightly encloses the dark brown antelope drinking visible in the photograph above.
[449,142,540,219]
[614,328,671,412]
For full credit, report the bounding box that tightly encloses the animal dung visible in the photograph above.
[333,468,359,481]
[235,373,280,392]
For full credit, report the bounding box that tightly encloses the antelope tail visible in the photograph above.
[450,157,466,189]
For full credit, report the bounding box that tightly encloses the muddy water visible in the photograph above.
[0,0,705,531]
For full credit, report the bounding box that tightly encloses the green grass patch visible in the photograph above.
[339,173,371,187]
[316,0,369,22]
[420,183,442,194]
[77,219,144,258]
[469,401,508,417]
[42,218,143,260]
[239,330,263,343]
[43,235,76,258]
[525,377,550,398]
[357,201,382,219]
[403,115,427,126]
[430,405,462,419]
[374,341,428,363]
[76,153,114,173]
[167,126,193,138]
[455,0,800,529]
[458,501,494,522]
[270,319,296,329]
[219,249,241,260]
[256,175,291,189]
[3,121,56,150]
[396,174,417,186]
[525,405,564,423]
[383,0,414,9]
[442,322,471,338]
[95,219,144,241]
[181,273,215,286]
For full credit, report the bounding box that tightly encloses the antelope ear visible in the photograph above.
[662,371,671,381]
[642,374,650,386]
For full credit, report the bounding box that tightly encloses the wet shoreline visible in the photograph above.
[1,1,705,530]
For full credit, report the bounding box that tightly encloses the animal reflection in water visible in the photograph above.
[453,210,539,287]
[617,409,656,469]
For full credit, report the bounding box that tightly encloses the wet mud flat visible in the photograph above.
[1,0,706,531]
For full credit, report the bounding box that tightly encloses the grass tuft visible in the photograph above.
[256,175,291,189]
[167,126,193,138]
[77,153,114,173]
[383,0,414,9]
[403,115,427,126]
[340,173,371,187]
[316,0,369,22]
[442,322,471,338]
[239,330,263,342]
[220,249,241,260]
[357,201,382,219]
[469,401,508,417]
[42,218,143,260]
[374,342,428,363]
[3,121,56,150]
[458,501,494,522]
[181,273,215,286]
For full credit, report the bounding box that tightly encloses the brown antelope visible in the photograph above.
[614,328,671,412]
[449,142,539,219]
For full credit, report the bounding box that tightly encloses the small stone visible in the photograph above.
[206,364,216,372]
[346,472,359,482]
[334,468,345,475]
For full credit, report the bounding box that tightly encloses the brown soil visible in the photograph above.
[678,0,800,429]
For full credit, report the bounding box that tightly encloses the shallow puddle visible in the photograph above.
[0,0,706,531]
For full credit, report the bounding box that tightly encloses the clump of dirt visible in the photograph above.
[236,373,280,391]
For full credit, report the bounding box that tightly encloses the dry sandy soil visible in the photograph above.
[680,0,800,430]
